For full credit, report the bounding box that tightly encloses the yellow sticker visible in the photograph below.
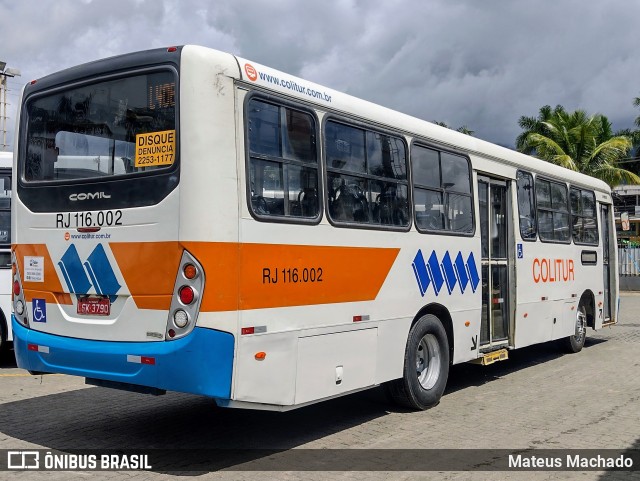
[135,130,176,167]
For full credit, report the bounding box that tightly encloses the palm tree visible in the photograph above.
[517,105,640,186]
[516,104,561,154]
[433,121,474,136]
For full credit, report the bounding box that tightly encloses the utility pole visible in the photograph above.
[0,61,21,151]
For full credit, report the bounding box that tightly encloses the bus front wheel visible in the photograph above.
[386,314,450,410]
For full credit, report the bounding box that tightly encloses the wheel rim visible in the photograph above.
[416,333,441,390]
[574,307,587,343]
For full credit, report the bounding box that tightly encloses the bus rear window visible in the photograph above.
[24,70,176,182]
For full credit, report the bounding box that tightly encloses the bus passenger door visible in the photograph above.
[478,176,511,349]
[600,204,613,323]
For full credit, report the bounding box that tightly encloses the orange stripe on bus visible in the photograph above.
[13,245,72,305]
[15,242,400,313]
[110,241,183,310]
[183,242,400,311]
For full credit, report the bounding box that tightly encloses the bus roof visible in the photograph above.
[24,45,614,196]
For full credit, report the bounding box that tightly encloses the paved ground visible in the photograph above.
[0,294,638,480]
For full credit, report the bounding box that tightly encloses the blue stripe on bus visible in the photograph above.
[427,250,445,296]
[85,244,121,302]
[466,252,480,292]
[454,252,469,293]
[441,251,457,295]
[59,244,92,295]
[12,317,234,400]
[411,249,431,297]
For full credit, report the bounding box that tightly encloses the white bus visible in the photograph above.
[0,151,11,354]
[11,46,618,410]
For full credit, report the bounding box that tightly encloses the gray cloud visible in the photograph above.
[2,0,639,150]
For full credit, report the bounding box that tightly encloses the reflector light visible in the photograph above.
[126,355,156,365]
[241,327,255,335]
[255,352,266,360]
[174,309,188,328]
[168,329,176,338]
[13,280,20,296]
[179,286,195,305]
[183,264,197,280]
[167,46,178,52]
[353,315,362,322]
[27,344,49,353]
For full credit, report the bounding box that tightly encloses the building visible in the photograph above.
[613,184,640,246]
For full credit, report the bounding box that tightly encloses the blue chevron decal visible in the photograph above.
[412,249,479,297]
[59,244,121,302]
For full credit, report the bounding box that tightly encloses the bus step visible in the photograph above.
[471,349,509,366]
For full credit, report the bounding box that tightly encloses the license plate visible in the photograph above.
[77,296,110,316]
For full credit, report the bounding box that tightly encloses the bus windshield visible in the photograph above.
[24,70,176,182]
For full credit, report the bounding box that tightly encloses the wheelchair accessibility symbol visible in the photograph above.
[32,298,47,323]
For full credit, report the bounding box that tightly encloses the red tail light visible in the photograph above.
[167,250,204,341]
[179,286,195,305]
[13,280,21,296]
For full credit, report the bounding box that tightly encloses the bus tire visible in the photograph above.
[563,303,587,353]
[386,314,450,410]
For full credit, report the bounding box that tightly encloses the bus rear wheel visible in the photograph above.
[386,314,450,410]
[563,304,587,353]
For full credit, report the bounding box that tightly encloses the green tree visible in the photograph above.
[634,96,640,128]
[516,105,640,186]
[433,121,474,136]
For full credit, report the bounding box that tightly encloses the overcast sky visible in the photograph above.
[2,0,640,150]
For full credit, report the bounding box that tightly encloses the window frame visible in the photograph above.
[17,64,182,213]
[535,176,571,244]
[322,114,411,232]
[410,140,475,237]
[20,67,180,186]
[570,186,599,246]
[244,92,323,225]
[516,170,537,242]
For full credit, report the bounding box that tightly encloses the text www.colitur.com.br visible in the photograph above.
[258,71,332,103]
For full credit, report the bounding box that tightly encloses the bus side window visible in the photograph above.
[570,187,598,245]
[516,171,537,240]
[325,121,409,228]
[247,98,319,221]
[536,177,570,243]
[412,145,472,234]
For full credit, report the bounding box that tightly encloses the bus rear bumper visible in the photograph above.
[11,316,234,399]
